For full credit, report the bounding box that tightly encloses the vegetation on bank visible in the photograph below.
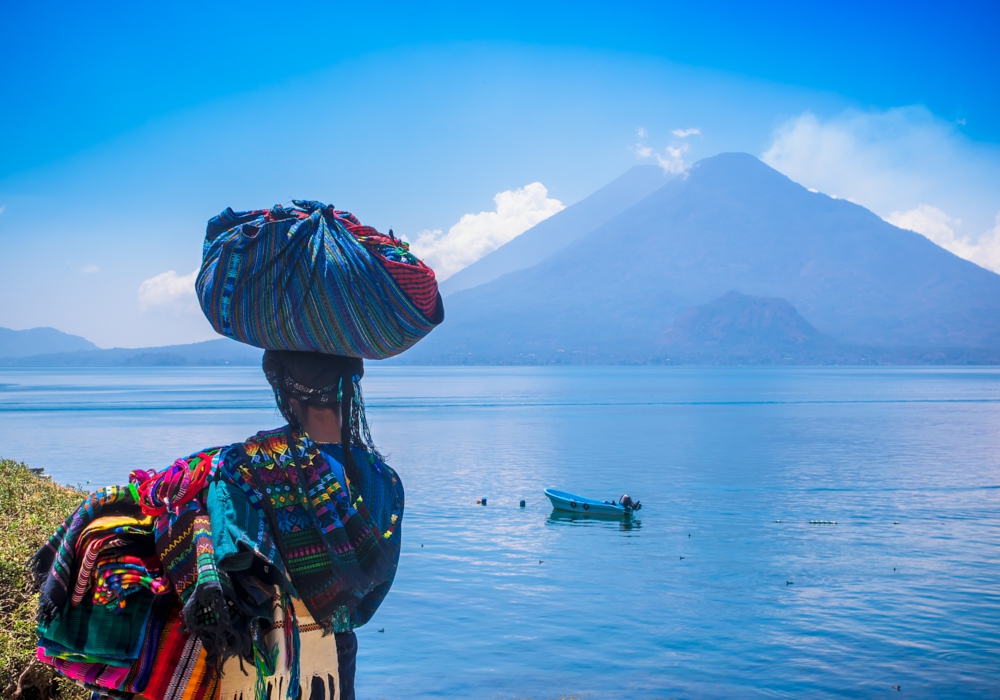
[0,458,88,700]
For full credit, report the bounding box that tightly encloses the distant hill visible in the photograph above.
[399,153,1000,364]
[440,164,671,295]
[0,326,98,357]
[659,291,837,362]
[3,338,263,366]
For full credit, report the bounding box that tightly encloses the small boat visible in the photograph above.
[544,489,641,517]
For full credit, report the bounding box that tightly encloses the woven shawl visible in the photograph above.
[32,484,143,625]
[228,427,403,631]
[37,594,171,695]
[140,606,220,700]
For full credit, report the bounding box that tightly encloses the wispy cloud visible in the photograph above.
[762,107,1000,272]
[408,183,564,280]
[138,269,199,311]
[887,205,1000,273]
[0,205,5,215]
[656,144,689,174]
[632,127,700,174]
[80,264,100,274]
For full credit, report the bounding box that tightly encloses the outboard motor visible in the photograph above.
[619,494,642,512]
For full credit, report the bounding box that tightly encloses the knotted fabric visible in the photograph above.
[196,200,444,360]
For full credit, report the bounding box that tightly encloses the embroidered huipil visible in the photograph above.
[220,426,404,633]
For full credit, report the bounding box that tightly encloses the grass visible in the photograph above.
[0,458,89,700]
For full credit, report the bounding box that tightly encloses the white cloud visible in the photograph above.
[637,127,648,138]
[138,269,199,311]
[634,144,652,158]
[762,107,1000,272]
[80,264,100,274]
[886,205,1000,273]
[656,143,689,175]
[408,183,564,280]
[671,128,701,138]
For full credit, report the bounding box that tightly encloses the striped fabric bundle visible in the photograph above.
[196,200,444,360]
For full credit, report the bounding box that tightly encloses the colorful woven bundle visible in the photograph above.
[34,425,403,699]
[196,200,444,360]
[32,484,144,625]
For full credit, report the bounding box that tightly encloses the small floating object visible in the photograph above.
[809,520,837,525]
[477,498,487,505]
[520,500,526,508]
[544,489,641,516]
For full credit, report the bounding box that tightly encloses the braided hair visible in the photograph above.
[262,350,385,477]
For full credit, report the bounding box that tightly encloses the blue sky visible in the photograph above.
[1,1,998,347]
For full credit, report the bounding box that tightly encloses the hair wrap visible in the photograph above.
[262,350,384,467]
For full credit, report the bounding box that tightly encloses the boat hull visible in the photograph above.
[544,488,628,516]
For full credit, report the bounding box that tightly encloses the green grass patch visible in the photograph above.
[0,458,89,700]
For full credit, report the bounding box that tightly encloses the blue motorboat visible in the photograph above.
[544,489,642,516]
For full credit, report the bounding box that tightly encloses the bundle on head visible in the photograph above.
[263,350,383,473]
[197,200,444,360]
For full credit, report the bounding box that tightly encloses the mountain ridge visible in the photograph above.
[440,164,671,295]
[0,326,98,357]
[2,338,263,366]
[397,153,1000,364]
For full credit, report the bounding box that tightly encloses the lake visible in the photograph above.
[1,366,999,698]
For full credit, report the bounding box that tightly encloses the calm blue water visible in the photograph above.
[1,366,999,698]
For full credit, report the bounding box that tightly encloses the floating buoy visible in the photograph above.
[520,500,526,508]
[477,498,487,506]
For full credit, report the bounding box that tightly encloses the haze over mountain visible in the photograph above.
[440,164,671,295]
[400,153,1000,364]
[0,329,262,366]
[0,327,98,357]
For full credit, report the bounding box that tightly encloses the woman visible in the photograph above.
[209,349,404,700]
[33,201,429,700]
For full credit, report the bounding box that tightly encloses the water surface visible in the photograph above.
[1,366,998,698]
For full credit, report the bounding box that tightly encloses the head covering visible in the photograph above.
[262,350,383,471]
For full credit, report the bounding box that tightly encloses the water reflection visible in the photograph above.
[546,510,642,531]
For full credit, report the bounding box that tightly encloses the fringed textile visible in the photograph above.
[32,484,143,625]
[219,594,340,700]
